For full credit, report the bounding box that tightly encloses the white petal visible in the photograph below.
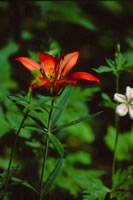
[126,86,133,100]
[114,93,126,103]
[129,106,133,119]
[116,103,128,116]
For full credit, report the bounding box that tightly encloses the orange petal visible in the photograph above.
[60,52,80,77]
[15,57,41,71]
[52,79,77,94]
[56,79,77,86]
[39,53,56,79]
[32,79,51,88]
[70,72,100,85]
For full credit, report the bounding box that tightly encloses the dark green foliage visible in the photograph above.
[35,2,96,31]
[76,177,110,200]
[104,125,133,161]
[111,166,133,200]
[52,111,102,132]
[50,86,74,128]
[42,158,64,198]
[1,1,133,199]
[45,156,105,198]
[0,41,19,102]
[101,93,116,109]
[0,169,38,197]
[11,177,38,194]
[93,45,133,76]
[49,134,64,157]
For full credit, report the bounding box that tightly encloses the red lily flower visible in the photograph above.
[16,52,100,95]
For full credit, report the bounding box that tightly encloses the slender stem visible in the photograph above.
[2,88,32,196]
[112,114,119,181]
[112,74,119,183]
[3,110,29,192]
[40,134,49,200]
[115,74,119,94]
[40,100,54,200]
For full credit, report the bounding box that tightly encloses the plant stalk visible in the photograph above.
[40,100,54,200]
[3,110,29,195]
[2,88,32,197]
[112,74,119,183]
[112,114,119,182]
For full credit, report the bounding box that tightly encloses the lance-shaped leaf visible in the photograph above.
[7,94,28,106]
[52,111,103,132]
[29,110,47,129]
[93,66,113,74]
[23,125,47,134]
[42,158,64,198]
[105,57,115,69]
[8,93,54,113]
[30,95,55,108]
[92,57,116,74]
[101,93,116,109]
[50,86,73,128]
[49,134,64,157]
[11,177,38,193]
[0,167,19,186]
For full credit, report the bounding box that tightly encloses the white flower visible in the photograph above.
[114,86,133,119]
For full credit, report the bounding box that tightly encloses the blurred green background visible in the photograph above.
[1,1,133,199]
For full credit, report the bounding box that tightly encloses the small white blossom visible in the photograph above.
[114,86,133,119]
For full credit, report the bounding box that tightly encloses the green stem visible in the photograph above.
[115,73,119,94]
[40,99,54,200]
[40,134,49,200]
[112,114,119,182]
[112,74,119,183]
[3,110,29,193]
[2,88,32,197]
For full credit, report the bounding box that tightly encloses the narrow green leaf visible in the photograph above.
[31,95,55,107]
[102,93,112,101]
[42,158,64,198]
[93,66,113,73]
[24,125,47,134]
[49,134,64,157]
[29,106,49,113]
[25,140,41,148]
[7,95,27,104]
[7,95,30,110]
[105,58,115,68]
[29,110,46,129]
[8,94,54,112]
[50,86,73,128]
[28,101,58,112]
[0,167,18,180]
[115,52,126,69]
[52,111,103,132]
[101,93,116,109]
[11,177,38,193]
